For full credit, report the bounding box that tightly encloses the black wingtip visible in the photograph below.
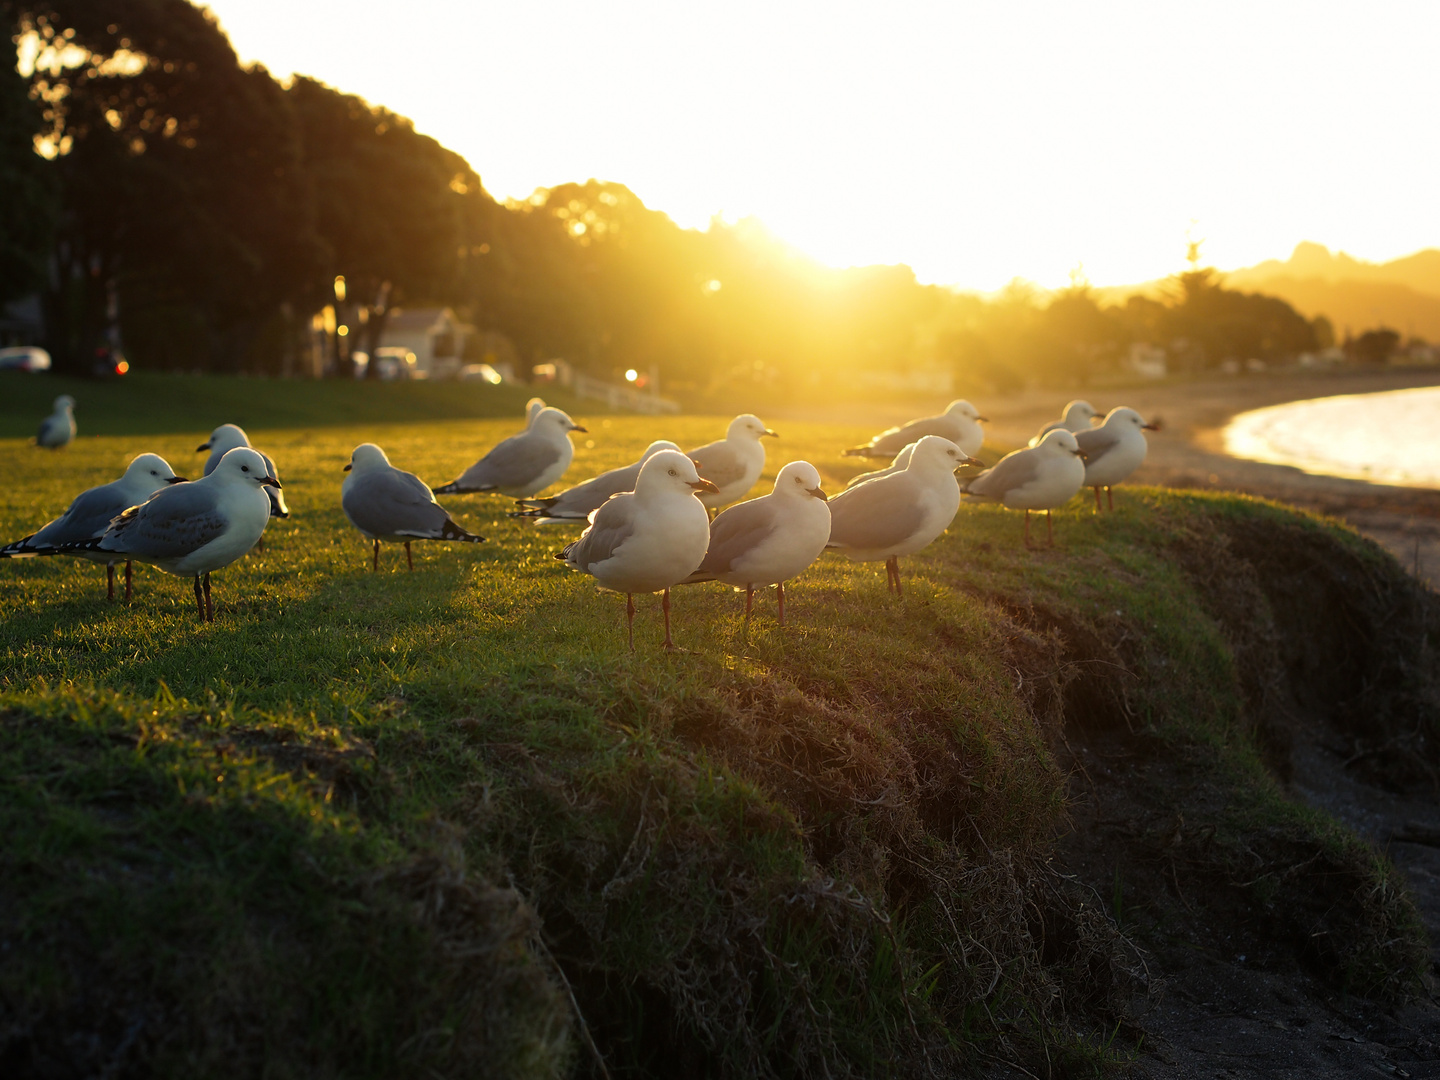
[431,482,457,495]
[840,447,870,458]
[439,519,485,543]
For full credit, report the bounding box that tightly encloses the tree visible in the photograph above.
[1348,327,1399,364]
[0,12,56,309]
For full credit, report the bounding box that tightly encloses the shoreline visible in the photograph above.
[977,367,1440,586]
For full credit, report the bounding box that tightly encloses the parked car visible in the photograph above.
[351,348,418,381]
[0,345,52,372]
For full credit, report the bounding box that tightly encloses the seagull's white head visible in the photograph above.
[1101,406,1154,431]
[54,395,75,411]
[910,435,974,473]
[198,423,249,455]
[534,406,586,438]
[639,439,682,461]
[728,414,778,442]
[214,447,280,489]
[123,453,185,487]
[1039,429,1085,457]
[775,460,827,502]
[344,443,391,473]
[1064,400,1098,424]
[945,400,987,423]
[639,449,719,499]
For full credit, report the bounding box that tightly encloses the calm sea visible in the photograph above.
[1223,385,1440,489]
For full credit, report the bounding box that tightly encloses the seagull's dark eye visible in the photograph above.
[241,465,249,472]
[668,468,677,476]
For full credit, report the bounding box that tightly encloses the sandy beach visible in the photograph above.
[974,367,1440,586]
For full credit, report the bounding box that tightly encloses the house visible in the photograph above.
[378,308,466,379]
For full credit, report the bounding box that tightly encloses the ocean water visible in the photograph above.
[1223,385,1440,489]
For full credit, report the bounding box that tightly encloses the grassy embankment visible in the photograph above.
[0,374,1435,1077]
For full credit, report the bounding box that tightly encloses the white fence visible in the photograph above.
[571,372,681,414]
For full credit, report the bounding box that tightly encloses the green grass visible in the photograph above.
[0,388,1431,1076]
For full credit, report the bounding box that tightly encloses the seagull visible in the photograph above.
[35,395,76,449]
[525,397,547,426]
[682,461,831,625]
[557,449,717,649]
[685,414,777,510]
[826,435,974,596]
[1074,407,1159,510]
[342,443,485,569]
[66,447,279,622]
[510,440,681,524]
[1028,400,1099,446]
[842,399,987,459]
[432,406,586,497]
[845,441,916,489]
[962,429,1086,547]
[0,453,186,599]
[198,424,290,519]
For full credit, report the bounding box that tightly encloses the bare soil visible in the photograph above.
[983,368,1440,1078]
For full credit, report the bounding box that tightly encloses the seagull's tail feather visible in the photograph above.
[438,519,486,543]
[678,570,718,585]
[431,480,462,495]
[513,496,558,512]
[556,540,581,564]
[0,534,45,558]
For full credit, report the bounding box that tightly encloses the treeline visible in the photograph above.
[1,0,1329,394]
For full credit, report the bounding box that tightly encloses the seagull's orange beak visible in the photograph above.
[690,478,720,494]
[195,442,210,452]
[763,429,779,437]
[343,463,353,471]
[808,485,827,502]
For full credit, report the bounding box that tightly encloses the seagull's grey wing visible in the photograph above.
[564,495,639,571]
[687,441,748,489]
[869,417,947,455]
[30,484,129,547]
[344,470,450,538]
[827,477,926,550]
[965,450,1042,498]
[1074,426,1124,468]
[101,484,229,559]
[456,433,561,490]
[699,498,783,574]
[548,462,644,515]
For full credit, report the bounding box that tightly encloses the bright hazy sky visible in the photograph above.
[205,0,1440,292]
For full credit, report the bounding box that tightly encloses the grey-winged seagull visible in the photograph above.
[685,414,776,510]
[962,429,1086,547]
[198,424,290,520]
[842,399,987,459]
[342,443,485,569]
[845,441,916,489]
[557,449,717,649]
[1029,400,1099,446]
[511,440,681,524]
[1074,406,1158,510]
[0,452,186,599]
[826,435,971,596]
[35,395,76,449]
[433,406,586,497]
[67,447,279,621]
[683,460,830,625]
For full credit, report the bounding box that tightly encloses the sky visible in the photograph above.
[203,0,1440,292]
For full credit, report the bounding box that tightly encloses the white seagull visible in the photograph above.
[845,441,916,489]
[0,453,186,599]
[342,443,485,569]
[826,435,970,596]
[557,449,717,649]
[1074,407,1159,510]
[683,461,831,625]
[685,414,777,510]
[842,399,987,460]
[433,406,586,497]
[198,424,290,519]
[511,440,681,524]
[1028,400,1100,446]
[35,395,76,449]
[67,447,279,621]
[962,429,1087,547]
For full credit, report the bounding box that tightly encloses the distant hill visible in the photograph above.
[1099,242,1440,342]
